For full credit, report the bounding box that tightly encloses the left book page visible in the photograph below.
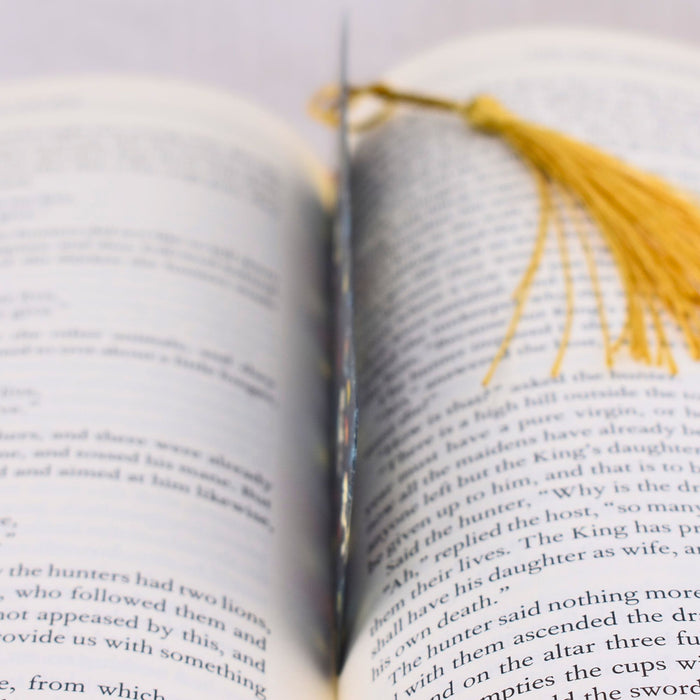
[0,77,333,700]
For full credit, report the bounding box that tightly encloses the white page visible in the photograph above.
[342,29,700,700]
[0,77,332,700]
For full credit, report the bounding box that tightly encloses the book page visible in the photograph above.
[0,78,332,699]
[341,30,700,700]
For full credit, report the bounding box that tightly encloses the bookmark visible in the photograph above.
[311,83,700,385]
[329,25,359,673]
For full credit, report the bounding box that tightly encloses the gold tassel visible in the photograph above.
[310,83,700,384]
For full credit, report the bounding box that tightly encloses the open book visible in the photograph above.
[1,27,700,700]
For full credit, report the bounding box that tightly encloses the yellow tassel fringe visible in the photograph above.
[310,84,700,385]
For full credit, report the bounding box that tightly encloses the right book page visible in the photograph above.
[340,29,700,700]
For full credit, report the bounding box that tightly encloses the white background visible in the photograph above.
[0,0,699,159]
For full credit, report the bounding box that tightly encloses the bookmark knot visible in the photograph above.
[463,95,517,132]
